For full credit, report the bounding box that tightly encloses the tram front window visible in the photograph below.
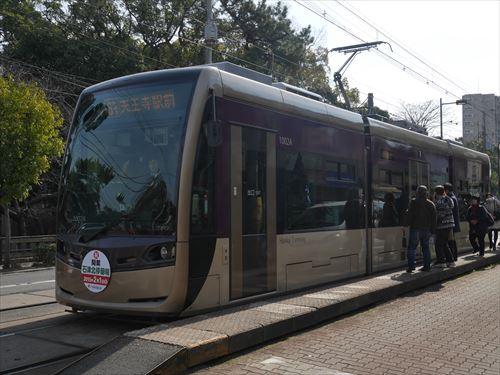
[59,79,195,237]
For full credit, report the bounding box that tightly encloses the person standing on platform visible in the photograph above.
[484,192,500,251]
[433,185,456,267]
[466,196,492,257]
[444,183,460,261]
[406,185,436,273]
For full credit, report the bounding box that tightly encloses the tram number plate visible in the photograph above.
[81,250,111,293]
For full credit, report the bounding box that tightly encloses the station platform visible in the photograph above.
[58,252,500,375]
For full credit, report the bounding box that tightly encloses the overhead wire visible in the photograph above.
[4,0,494,126]
[189,16,303,69]
[294,0,498,126]
[0,55,94,89]
[295,0,463,99]
[333,0,475,95]
[5,3,302,86]
[319,0,474,96]
[293,0,457,95]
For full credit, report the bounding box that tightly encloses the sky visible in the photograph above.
[274,0,500,139]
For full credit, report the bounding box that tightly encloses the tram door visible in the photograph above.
[230,125,276,300]
[409,160,430,199]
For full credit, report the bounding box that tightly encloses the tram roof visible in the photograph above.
[80,65,489,164]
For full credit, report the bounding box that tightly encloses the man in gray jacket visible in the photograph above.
[406,185,436,273]
[444,182,460,261]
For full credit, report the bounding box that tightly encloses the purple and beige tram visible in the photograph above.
[55,63,490,316]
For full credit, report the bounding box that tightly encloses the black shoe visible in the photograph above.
[406,268,415,273]
[419,267,431,272]
[454,258,458,261]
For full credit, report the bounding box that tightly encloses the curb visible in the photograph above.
[59,254,500,375]
[0,266,55,275]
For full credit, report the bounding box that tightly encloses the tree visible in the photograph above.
[397,100,450,135]
[0,0,359,240]
[218,1,331,92]
[0,76,64,267]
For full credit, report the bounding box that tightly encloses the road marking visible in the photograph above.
[0,280,55,289]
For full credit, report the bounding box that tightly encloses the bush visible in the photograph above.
[33,243,56,266]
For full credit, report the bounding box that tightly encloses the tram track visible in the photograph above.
[0,301,57,313]
[0,304,160,375]
[2,347,93,375]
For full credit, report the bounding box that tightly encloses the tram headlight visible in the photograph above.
[145,243,176,263]
[160,245,175,260]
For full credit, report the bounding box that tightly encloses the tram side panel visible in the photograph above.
[184,96,368,313]
[274,113,367,291]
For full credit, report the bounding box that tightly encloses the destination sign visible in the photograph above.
[104,90,176,117]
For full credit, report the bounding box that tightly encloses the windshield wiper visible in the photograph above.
[77,215,133,243]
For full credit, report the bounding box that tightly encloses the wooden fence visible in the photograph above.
[0,235,56,264]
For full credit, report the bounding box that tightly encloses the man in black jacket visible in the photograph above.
[406,185,437,272]
[466,196,492,256]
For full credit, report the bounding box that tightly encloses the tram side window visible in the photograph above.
[431,172,447,188]
[278,150,361,231]
[190,121,217,235]
[373,168,404,227]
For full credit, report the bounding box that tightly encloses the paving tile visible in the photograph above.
[192,264,500,374]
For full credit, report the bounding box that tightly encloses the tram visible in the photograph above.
[55,63,490,316]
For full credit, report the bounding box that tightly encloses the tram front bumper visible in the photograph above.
[55,259,181,315]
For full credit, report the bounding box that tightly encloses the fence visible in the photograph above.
[0,235,56,265]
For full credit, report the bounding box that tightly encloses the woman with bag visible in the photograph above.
[466,195,494,256]
[484,192,500,251]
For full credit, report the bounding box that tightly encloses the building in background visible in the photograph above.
[462,94,500,150]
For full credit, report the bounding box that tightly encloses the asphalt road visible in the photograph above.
[0,268,55,296]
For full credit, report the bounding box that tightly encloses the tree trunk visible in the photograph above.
[14,200,27,236]
[1,204,11,268]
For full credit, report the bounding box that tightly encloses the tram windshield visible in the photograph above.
[59,78,195,237]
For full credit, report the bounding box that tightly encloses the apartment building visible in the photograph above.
[462,93,500,150]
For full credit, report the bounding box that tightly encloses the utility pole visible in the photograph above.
[439,98,467,140]
[440,98,443,139]
[204,0,217,64]
[367,93,374,116]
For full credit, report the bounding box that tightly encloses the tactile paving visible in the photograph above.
[275,295,339,309]
[248,302,315,315]
[127,326,226,348]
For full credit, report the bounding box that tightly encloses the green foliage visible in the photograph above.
[218,0,337,101]
[357,106,391,121]
[0,76,64,205]
[33,243,56,266]
[0,0,352,102]
[0,0,365,236]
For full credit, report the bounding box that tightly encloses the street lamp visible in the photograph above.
[439,98,467,139]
